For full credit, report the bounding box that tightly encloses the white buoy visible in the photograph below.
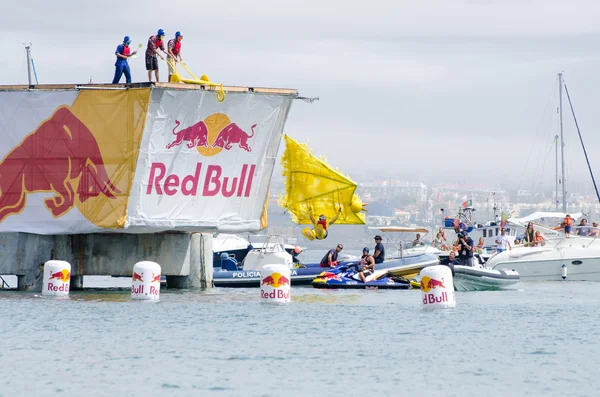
[260,264,291,303]
[420,265,455,309]
[561,264,567,280]
[131,261,161,301]
[42,260,71,296]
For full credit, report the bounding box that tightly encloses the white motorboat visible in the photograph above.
[452,265,520,291]
[485,241,600,281]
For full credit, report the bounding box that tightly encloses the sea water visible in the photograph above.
[1,280,599,397]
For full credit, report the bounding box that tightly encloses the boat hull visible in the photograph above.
[453,266,520,291]
[487,246,600,281]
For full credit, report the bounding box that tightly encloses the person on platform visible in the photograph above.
[112,36,137,84]
[146,28,168,82]
[167,31,184,82]
[319,244,343,268]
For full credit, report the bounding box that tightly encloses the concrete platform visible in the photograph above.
[0,232,213,291]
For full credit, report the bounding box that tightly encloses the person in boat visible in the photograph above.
[532,231,546,247]
[112,36,137,84]
[457,231,474,266]
[319,244,343,268]
[475,237,485,254]
[523,223,535,247]
[432,232,450,251]
[577,218,591,236]
[563,214,574,238]
[292,246,302,264]
[494,228,512,253]
[373,235,385,264]
[438,227,448,242]
[412,233,424,247]
[514,237,522,245]
[306,206,341,240]
[358,247,376,283]
[167,31,184,83]
[589,222,600,237]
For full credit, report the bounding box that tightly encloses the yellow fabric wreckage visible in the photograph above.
[278,135,366,239]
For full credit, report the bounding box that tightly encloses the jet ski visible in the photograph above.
[311,264,411,290]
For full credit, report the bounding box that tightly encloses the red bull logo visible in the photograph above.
[260,272,291,300]
[132,271,144,283]
[151,113,258,198]
[49,269,71,283]
[0,107,120,223]
[420,276,446,293]
[47,268,70,292]
[165,113,256,156]
[151,273,161,283]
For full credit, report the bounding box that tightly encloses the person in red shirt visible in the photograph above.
[167,31,184,83]
[145,28,168,82]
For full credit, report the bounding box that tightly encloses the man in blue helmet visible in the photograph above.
[167,31,184,83]
[145,28,168,82]
[112,36,137,84]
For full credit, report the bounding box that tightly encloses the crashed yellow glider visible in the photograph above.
[278,135,367,233]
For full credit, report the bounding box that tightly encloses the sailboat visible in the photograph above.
[485,73,600,281]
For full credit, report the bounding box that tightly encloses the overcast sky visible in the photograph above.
[3,0,600,193]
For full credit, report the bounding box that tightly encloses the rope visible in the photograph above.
[563,83,600,205]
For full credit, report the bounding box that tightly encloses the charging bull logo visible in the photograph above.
[261,273,290,288]
[0,107,121,223]
[49,269,71,283]
[165,113,256,156]
[420,276,446,293]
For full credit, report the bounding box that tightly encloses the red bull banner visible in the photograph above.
[0,87,295,234]
[0,89,149,234]
[126,89,294,233]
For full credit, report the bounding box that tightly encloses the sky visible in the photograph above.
[2,0,600,193]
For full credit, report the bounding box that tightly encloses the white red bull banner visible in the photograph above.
[0,87,294,234]
[126,88,293,233]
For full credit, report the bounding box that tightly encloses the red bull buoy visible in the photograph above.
[420,265,455,309]
[42,260,71,297]
[131,261,162,301]
[260,264,291,303]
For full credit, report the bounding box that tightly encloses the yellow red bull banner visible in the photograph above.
[0,87,294,234]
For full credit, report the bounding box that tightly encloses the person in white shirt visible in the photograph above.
[495,228,512,253]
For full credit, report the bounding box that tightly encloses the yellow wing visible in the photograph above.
[278,135,367,225]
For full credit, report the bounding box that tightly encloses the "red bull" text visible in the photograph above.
[422,291,454,305]
[131,285,160,296]
[261,289,290,300]
[146,163,256,197]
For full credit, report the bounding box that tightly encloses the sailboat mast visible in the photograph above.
[558,72,567,212]
[555,134,559,211]
[25,44,33,86]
